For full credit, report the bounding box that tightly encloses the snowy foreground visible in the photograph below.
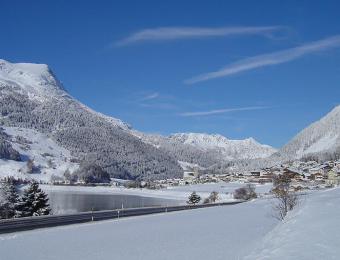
[244,187,340,260]
[1,188,339,260]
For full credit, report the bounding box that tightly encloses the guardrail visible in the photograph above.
[0,200,244,234]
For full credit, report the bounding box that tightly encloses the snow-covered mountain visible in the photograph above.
[279,105,340,160]
[0,59,65,101]
[0,59,182,180]
[0,59,129,129]
[169,133,277,160]
[0,59,277,181]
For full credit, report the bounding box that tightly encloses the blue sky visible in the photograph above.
[2,0,340,147]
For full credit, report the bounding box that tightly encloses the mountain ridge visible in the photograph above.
[278,105,340,160]
[168,132,277,160]
[0,59,290,180]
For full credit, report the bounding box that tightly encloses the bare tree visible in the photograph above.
[272,174,300,220]
[203,191,219,204]
[26,159,35,174]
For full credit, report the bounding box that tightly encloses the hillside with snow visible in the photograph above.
[0,59,183,180]
[279,106,340,160]
[244,188,340,259]
[0,127,79,182]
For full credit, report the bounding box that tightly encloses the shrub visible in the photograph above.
[233,184,257,200]
[203,191,219,204]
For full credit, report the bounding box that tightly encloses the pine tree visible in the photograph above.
[16,182,51,217]
[0,181,21,219]
[187,191,201,205]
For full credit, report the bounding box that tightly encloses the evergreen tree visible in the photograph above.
[187,191,201,205]
[0,181,21,219]
[16,182,51,217]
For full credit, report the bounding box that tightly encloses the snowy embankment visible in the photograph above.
[41,182,272,202]
[244,187,340,260]
[0,198,277,260]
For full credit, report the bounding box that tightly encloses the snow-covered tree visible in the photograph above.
[16,182,51,217]
[0,181,21,219]
[187,191,201,205]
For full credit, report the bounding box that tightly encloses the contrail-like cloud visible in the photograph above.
[115,26,283,46]
[185,35,340,84]
[179,106,269,117]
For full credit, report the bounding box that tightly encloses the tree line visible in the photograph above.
[0,181,51,219]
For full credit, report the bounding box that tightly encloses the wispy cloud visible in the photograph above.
[140,92,159,101]
[115,26,284,46]
[179,106,269,117]
[185,35,340,84]
[140,102,178,110]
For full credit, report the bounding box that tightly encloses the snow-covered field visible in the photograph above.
[1,187,339,260]
[168,182,272,194]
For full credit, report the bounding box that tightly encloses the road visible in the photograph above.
[0,201,243,234]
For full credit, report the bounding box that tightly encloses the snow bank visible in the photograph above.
[244,188,340,259]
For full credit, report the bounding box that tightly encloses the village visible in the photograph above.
[149,159,340,190]
[2,159,340,193]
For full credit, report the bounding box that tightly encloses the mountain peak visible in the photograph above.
[0,59,66,101]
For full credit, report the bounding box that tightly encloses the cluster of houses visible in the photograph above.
[150,160,340,189]
[267,160,340,186]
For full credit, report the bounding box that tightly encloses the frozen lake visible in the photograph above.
[47,191,181,215]
[42,182,272,215]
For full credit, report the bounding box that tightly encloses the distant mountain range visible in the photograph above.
[169,133,276,160]
[0,59,339,180]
